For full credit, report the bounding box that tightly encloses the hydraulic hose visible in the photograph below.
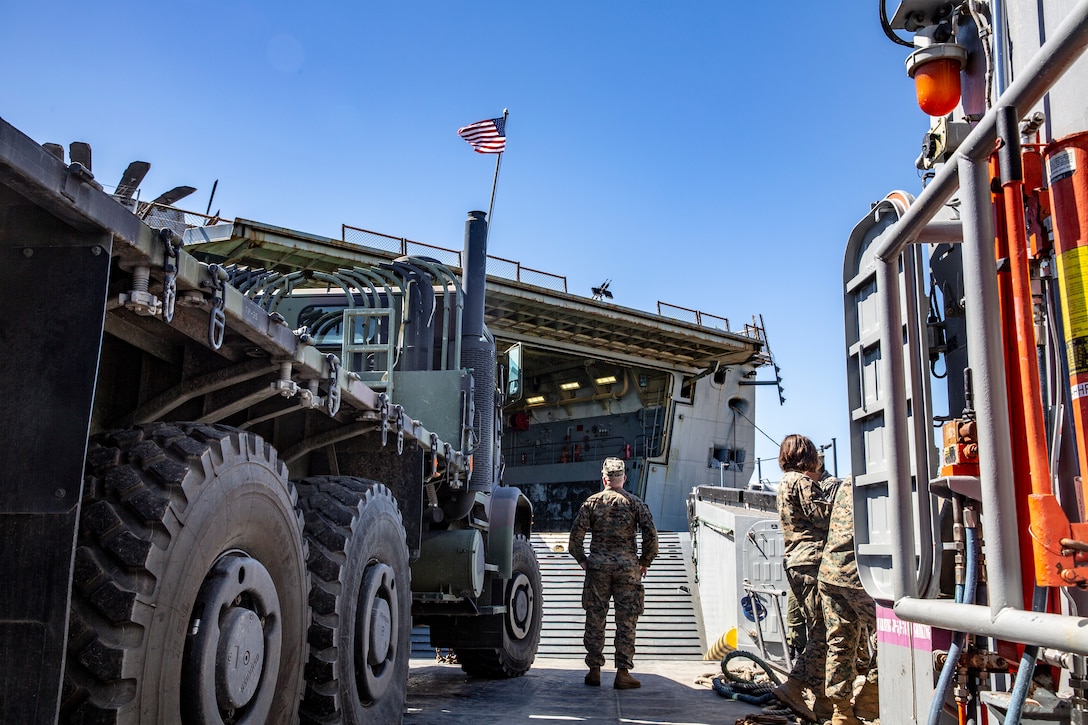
[931,634,967,725]
[1005,586,1049,725]
[929,519,979,725]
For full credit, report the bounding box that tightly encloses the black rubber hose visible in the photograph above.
[881,0,915,47]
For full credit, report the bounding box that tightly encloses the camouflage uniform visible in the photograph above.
[569,473,658,670]
[777,470,837,693]
[818,476,877,701]
[785,588,806,655]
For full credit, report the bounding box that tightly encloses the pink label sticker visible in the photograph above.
[876,605,933,649]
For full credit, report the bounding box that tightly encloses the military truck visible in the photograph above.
[0,116,541,724]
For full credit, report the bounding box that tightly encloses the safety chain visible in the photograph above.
[690,514,700,584]
[393,404,404,454]
[204,264,227,350]
[378,393,390,447]
[430,433,439,477]
[324,353,341,416]
[375,395,405,453]
[158,228,180,323]
[444,442,455,488]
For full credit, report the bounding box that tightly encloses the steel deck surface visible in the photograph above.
[405,656,766,724]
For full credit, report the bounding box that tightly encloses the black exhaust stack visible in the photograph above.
[461,210,496,492]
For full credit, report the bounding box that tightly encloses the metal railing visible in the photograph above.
[656,301,729,331]
[342,224,568,292]
[505,434,660,468]
[140,203,225,235]
[134,208,743,337]
[342,224,752,336]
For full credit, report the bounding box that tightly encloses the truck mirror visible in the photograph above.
[506,342,523,403]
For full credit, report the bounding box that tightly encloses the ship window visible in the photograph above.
[680,375,695,402]
[298,304,348,345]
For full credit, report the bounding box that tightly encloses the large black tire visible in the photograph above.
[295,477,411,725]
[456,534,543,678]
[61,423,309,724]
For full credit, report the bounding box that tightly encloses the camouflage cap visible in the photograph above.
[602,457,626,478]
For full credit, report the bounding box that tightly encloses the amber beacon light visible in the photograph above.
[906,41,968,116]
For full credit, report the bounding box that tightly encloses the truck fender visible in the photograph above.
[487,486,533,579]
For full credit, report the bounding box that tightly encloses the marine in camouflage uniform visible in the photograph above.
[819,476,878,720]
[771,434,838,721]
[779,467,837,692]
[569,457,658,684]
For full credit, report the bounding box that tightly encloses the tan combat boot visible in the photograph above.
[831,699,863,725]
[584,667,601,686]
[814,695,835,721]
[614,669,641,689]
[770,677,817,721]
[853,680,879,720]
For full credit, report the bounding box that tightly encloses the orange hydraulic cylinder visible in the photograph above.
[1003,168,1067,587]
[990,158,1028,498]
[990,161,1034,605]
[1044,131,1088,582]
[1003,175,1052,499]
[1049,132,1088,499]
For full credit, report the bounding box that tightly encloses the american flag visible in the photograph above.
[457,117,506,154]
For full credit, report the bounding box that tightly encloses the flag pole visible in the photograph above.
[486,108,508,226]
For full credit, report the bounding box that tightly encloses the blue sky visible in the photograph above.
[2,2,935,481]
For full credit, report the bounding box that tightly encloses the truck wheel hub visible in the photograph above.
[507,571,534,639]
[184,553,282,719]
[356,562,398,702]
[216,607,266,708]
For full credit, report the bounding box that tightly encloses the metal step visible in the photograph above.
[412,531,705,661]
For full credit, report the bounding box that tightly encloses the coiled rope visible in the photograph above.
[712,649,785,707]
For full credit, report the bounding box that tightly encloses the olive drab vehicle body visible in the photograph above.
[0,107,773,723]
[0,118,542,724]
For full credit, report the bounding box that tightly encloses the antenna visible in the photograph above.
[206,179,219,216]
[591,279,613,301]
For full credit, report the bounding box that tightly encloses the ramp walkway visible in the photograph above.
[534,531,705,659]
[412,532,705,660]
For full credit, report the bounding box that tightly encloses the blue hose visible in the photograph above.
[1004,586,1048,725]
[927,522,979,725]
[964,523,979,603]
[928,632,967,725]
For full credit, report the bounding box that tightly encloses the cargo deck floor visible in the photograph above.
[404,655,766,724]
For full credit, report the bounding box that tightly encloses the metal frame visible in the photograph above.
[856,0,1088,651]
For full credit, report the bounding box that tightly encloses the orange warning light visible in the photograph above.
[906,43,968,117]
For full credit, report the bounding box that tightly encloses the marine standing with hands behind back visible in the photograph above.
[568,457,658,690]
